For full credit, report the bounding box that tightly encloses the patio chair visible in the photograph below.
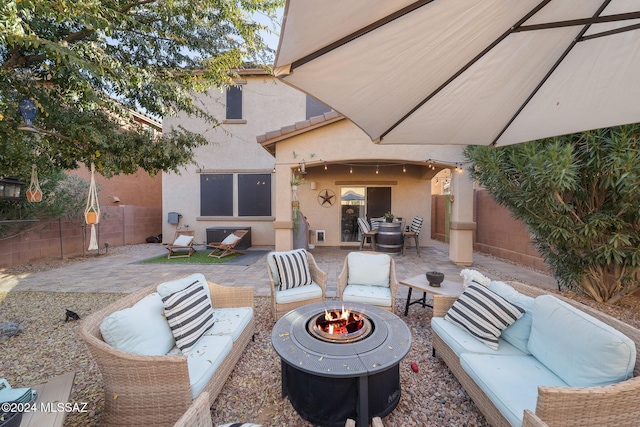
[357,217,377,250]
[403,216,424,256]
[267,249,327,321]
[338,252,398,312]
[166,230,196,259]
[207,230,248,259]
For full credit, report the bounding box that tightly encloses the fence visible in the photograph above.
[432,190,548,272]
[0,205,162,269]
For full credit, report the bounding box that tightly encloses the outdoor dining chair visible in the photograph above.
[403,216,423,256]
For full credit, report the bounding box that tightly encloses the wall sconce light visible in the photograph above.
[300,160,307,174]
[310,181,317,190]
[0,176,26,200]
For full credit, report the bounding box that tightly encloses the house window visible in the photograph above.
[226,86,243,120]
[200,173,271,217]
[201,174,233,216]
[306,95,332,119]
[238,174,271,216]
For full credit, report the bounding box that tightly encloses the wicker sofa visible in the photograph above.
[79,274,254,426]
[432,280,640,427]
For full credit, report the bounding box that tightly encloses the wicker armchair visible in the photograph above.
[79,282,254,426]
[267,250,327,321]
[432,281,640,427]
[337,252,398,312]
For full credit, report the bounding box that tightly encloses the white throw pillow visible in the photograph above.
[173,235,194,246]
[221,233,241,245]
[162,281,215,354]
[347,252,390,287]
[100,293,175,355]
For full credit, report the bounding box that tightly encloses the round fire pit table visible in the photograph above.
[272,301,411,427]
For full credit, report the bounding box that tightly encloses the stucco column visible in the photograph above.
[448,169,476,266]
[273,164,294,251]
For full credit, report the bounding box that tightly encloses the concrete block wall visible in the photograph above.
[431,191,547,272]
[0,205,162,269]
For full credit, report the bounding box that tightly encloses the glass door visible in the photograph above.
[340,187,365,243]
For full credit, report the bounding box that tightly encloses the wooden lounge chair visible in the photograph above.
[166,230,196,259]
[207,229,248,259]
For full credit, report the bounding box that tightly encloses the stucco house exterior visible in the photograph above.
[162,69,478,265]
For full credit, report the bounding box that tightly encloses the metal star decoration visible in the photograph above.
[318,189,335,207]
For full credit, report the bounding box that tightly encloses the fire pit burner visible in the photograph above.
[308,308,373,343]
[272,302,411,427]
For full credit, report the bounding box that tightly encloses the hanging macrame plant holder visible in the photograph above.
[26,164,43,202]
[85,162,101,250]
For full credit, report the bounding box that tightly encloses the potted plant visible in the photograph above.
[384,211,394,223]
[290,175,305,191]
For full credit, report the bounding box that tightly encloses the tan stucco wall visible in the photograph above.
[162,75,307,245]
[271,119,467,250]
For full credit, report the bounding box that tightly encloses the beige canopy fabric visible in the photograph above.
[274,0,640,147]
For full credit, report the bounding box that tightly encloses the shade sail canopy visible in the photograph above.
[274,0,640,146]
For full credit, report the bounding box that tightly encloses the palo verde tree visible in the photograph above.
[465,125,640,303]
[0,0,281,181]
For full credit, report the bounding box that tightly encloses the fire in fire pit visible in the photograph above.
[308,308,373,343]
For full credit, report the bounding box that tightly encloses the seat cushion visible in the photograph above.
[342,284,392,307]
[488,281,535,354]
[271,249,312,290]
[460,353,568,427]
[431,317,526,357]
[162,281,215,354]
[204,307,253,342]
[187,334,233,398]
[100,292,175,356]
[528,295,636,387]
[275,282,323,304]
[346,252,390,288]
[444,283,525,350]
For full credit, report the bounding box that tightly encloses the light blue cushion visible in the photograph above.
[204,307,253,342]
[100,293,175,356]
[187,334,233,398]
[460,353,568,427]
[347,252,390,288]
[528,295,636,387]
[342,284,392,307]
[275,282,323,304]
[431,317,526,357]
[157,273,211,301]
[488,281,535,354]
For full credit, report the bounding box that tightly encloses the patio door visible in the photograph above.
[340,186,391,243]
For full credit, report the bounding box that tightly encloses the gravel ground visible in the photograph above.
[1,248,639,426]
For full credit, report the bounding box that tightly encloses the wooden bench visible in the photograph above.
[20,372,75,427]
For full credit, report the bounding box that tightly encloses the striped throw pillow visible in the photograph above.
[444,283,524,350]
[162,281,215,354]
[274,249,312,291]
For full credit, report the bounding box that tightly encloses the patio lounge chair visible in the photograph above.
[166,230,196,259]
[207,229,248,258]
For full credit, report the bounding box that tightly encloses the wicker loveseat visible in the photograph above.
[79,275,254,426]
[432,281,640,427]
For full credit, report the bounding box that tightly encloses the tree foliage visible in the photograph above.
[0,0,281,181]
[465,125,640,303]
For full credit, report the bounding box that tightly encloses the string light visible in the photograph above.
[402,164,406,173]
[350,166,353,174]
[376,165,379,174]
[324,162,328,171]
